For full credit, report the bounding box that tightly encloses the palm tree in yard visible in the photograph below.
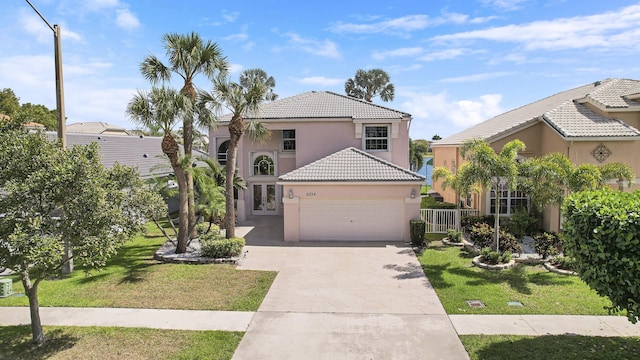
[240,68,278,101]
[457,138,526,252]
[127,87,192,253]
[344,68,394,102]
[199,73,271,238]
[140,32,228,241]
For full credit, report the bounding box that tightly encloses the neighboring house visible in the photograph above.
[209,91,424,242]
[432,78,640,232]
[47,132,205,179]
[67,122,133,136]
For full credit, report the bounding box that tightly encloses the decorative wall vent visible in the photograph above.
[591,143,611,163]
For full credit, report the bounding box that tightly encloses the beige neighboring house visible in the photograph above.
[66,121,132,135]
[432,78,640,233]
[209,91,424,242]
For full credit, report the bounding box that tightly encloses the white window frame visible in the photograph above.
[217,139,230,165]
[282,129,296,152]
[487,182,530,216]
[363,125,390,151]
[252,153,276,176]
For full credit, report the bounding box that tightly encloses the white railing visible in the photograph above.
[420,209,480,233]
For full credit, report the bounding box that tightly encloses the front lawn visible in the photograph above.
[0,325,242,360]
[0,225,276,311]
[418,241,614,315]
[461,335,640,360]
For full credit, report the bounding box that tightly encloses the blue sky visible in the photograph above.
[2,0,640,140]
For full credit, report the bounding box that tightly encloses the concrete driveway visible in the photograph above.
[233,217,469,360]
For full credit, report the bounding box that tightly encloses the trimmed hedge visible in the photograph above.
[410,220,426,246]
[563,189,640,323]
[200,234,245,259]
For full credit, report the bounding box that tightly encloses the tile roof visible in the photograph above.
[544,100,640,138]
[434,78,640,146]
[47,132,207,179]
[67,122,132,135]
[278,147,424,182]
[218,91,410,121]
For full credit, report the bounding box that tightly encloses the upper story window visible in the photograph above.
[282,130,296,152]
[217,140,229,165]
[253,155,275,176]
[364,125,389,151]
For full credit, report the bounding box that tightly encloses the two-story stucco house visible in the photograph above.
[432,78,640,233]
[208,91,424,242]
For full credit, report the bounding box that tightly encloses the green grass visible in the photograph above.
[417,241,614,315]
[0,225,276,311]
[0,325,242,360]
[461,335,640,360]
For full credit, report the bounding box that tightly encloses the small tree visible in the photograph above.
[562,189,640,323]
[458,138,526,252]
[0,126,164,345]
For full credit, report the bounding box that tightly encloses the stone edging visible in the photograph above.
[153,239,240,265]
[543,262,578,276]
[472,255,516,270]
[442,238,464,247]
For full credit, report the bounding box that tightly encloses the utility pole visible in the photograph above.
[25,0,66,147]
[26,1,71,274]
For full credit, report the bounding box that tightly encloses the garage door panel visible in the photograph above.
[299,198,403,241]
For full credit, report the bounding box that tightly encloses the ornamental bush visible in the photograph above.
[200,234,245,259]
[461,215,494,233]
[562,189,640,323]
[410,220,426,246]
[534,232,563,259]
[469,223,522,254]
[446,228,462,243]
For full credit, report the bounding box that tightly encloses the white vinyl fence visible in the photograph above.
[420,209,480,233]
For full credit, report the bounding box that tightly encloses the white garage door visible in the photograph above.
[299,198,404,241]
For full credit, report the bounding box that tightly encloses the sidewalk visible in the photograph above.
[2,307,640,337]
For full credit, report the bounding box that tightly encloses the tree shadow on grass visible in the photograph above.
[463,334,640,360]
[0,326,77,360]
[74,243,161,285]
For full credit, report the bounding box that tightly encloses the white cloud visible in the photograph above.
[222,11,240,23]
[419,48,468,61]
[440,72,513,83]
[401,91,504,130]
[329,13,496,35]
[372,47,424,61]
[228,63,244,74]
[432,4,640,52]
[298,76,343,86]
[224,33,249,42]
[115,8,141,30]
[480,0,529,11]
[276,32,341,59]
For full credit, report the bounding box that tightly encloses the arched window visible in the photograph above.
[217,140,229,165]
[253,155,274,176]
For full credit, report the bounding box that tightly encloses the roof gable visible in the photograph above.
[278,147,424,182]
[435,78,640,146]
[219,91,410,122]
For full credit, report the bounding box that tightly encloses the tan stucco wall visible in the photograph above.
[279,183,422,242]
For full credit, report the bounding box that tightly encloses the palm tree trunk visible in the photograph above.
[493,182,501,252]
[22,272,45,346]
[181,85,198,240]
[225,133,240,239]
[163,134,189,253]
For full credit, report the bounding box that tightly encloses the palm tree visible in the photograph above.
[126,86,192,253]
[199,74,271,238]
[432,163,476,210]
[240,68,278,101]
[458,138,526,252]
[344,68,394,102]
[409,139,430,172]
[140,32,228,240]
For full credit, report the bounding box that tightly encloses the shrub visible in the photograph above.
[446,229,462,243]
[551,256,576,271]
[563,189,640,323]
[421,196,457,209]
[469,223,522,254]
[534,232,562,259]
[461,215,494,233]
[502,209,538,238]
[410,220,426,246]
[480,247,512,264]
[200,235,245,259]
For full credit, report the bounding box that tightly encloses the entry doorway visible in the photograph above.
[252,183,277,215]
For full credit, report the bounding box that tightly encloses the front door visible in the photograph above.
[252,183,277,215]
